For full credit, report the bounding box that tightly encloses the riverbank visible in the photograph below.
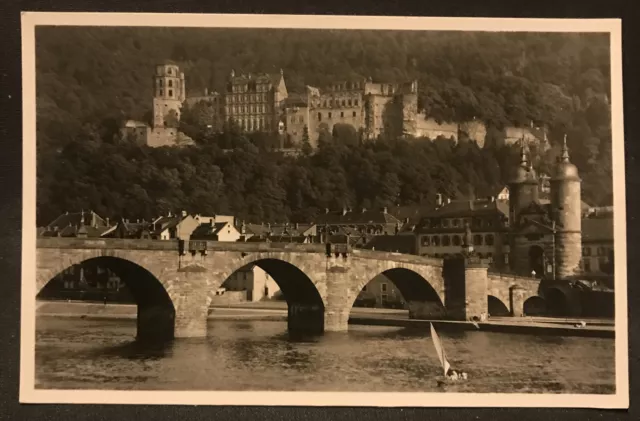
[36,300,615,338]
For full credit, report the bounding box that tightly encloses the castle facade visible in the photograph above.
[123,63,549,149]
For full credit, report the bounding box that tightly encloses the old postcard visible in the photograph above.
[20,12,628,408]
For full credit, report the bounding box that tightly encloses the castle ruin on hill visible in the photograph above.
[122,62,550,150]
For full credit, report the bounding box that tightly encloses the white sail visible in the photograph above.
[430,323,451,376]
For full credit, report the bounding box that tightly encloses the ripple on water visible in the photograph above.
[34,317,616,393]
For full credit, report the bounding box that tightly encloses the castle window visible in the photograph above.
[340,111,344,118]
[342,100,346,106]
[160,89,164,96]
[353,111,357,117]
[474,234,483,246]
[485,234,495,246]
[168,68,172,75]
[318,112,322,121]
[159,79,163,87]
[355,99,359,106]
[348,99,352,106]
[421,236,430,246]
[168,80,173,88]
[442,236,451,246]
[452,235,461,246]
[328,112,332,119]
[168,89,173,97]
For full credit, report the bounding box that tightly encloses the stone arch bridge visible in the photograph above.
[35,238,547,340]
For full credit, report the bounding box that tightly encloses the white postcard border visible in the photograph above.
[19,12,629,408]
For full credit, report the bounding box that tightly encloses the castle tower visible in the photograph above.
[550,135,582,279]
[507,139,539,227]
[152,62,186,128]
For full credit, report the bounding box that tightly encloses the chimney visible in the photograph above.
[342,207,348,216]
[362,208,367,213]
[490,196,496,203]
[181,210,187,218]
[204,88,208,96]
[436,193,443,207]
[106,218,110,227]
[295,222,299,230]
[383,207,388,214]
[447,198,451,204]
[325,208,330,214]
[168,211,172,217]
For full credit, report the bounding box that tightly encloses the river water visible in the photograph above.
[35,317,615,393]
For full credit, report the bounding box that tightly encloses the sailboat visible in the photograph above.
[430,322,451,377]
[430,323,467,384]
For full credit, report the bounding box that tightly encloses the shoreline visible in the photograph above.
[35,301,615,339]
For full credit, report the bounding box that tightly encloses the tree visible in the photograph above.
[301,125,313,156]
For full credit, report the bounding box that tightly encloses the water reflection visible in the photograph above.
[35,317,616,394]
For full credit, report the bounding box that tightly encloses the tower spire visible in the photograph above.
[560,134,570,163]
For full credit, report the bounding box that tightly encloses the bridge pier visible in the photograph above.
[172,265,210,338]
[509,285,527,317]
[323,261,351,332]
[443,256,489,321]
[408,301,447,320]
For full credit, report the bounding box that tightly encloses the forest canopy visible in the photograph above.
[35,27,613,225]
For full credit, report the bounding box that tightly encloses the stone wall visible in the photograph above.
[209,290,247,305]
[487,272,541,312]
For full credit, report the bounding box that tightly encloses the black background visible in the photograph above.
[0,1,638,420]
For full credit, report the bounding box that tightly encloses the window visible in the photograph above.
[328,112,332,119]
[291,116,296,124]
[453,219,460,228]
[583,247,592,256]
[442,219,450,228]
[168,68,172,75]
[474,234,483,245]
[433,236,440,246]
[318,112,322,121]
[442,236,451,246]
[584,259,591,272]
[421,236,430,246]
[348,99,352,106]
[159,79,163,87]
[485,234,494,246]
[597,247,606,256]
[168,89,173,97]
[160,89,164,96]
[381,283,388,292]
[299,116,303,123]
[353,111,357,117]
[168,80,173,88]
[452,235,461,246]
[342,100,346,106]
[355,99,359,106]
[340,111,344,118]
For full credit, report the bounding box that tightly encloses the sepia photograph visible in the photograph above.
[20,12,628,408]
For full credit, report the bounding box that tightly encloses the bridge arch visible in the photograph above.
[347,263,446,320]
[212,252,326,334]
[36,251,177,341]
[523,295,547,316]
[487,295,510,316]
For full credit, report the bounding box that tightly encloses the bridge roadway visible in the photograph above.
[35,237,547,341]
